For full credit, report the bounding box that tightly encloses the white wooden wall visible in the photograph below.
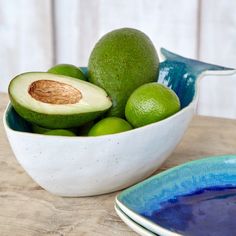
[0,0,236,119]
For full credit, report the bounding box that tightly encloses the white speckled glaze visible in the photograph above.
[3,100,195,197]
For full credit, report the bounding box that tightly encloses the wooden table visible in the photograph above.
[1,93,236,236]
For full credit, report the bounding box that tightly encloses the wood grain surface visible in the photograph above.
[0,92,236,236]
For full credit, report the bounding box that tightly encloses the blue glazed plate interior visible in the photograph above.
[117,155,236,235]
[5,48,232,132]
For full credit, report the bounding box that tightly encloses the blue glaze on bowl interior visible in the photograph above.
[6,48,232,132]
[5,105,32,132]
[159,49,232,108]
[117,155,236,217]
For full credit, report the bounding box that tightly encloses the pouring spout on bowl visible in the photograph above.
[159,48,236,109]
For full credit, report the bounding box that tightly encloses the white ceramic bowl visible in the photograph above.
[3,48,234,197]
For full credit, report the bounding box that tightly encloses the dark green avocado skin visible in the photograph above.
[88,28,159,117]
[9,94,105,129]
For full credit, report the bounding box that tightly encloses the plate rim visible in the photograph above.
[115,204,157,236]
[116,154,236,236]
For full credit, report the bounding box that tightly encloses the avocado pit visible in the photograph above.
[28,80,82,105]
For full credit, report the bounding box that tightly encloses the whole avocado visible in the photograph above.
[88,28,159,117]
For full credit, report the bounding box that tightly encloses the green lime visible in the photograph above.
[125,83,180,127]
[32,123,51,134]
[48,64,87,81]
[44,129,76,136]
[88,117,132,136]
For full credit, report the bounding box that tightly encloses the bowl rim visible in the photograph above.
[116,154,236,236]
[3,69,235,139]
[3,98,195,139]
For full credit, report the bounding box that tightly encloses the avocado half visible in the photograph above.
[9,72,112,129]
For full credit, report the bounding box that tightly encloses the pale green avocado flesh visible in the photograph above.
[88,28,159,117]
[9,72,112,129]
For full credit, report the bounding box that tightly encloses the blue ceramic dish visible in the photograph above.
[116,155,236,236]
